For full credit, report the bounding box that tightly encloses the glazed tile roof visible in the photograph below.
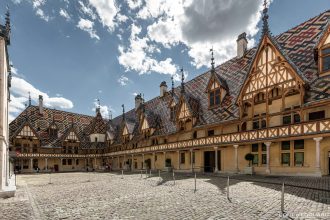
[9,10,330,148]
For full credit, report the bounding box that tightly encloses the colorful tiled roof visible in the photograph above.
[9,10,330,148]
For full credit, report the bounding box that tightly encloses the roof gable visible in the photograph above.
[237,34,306,103]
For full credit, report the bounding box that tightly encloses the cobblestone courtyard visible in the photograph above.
[1,172,330,219]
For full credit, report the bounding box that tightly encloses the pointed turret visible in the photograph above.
[180,67,185,94]
[262,0,270,36]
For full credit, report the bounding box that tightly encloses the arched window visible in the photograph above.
[241,122,247,131]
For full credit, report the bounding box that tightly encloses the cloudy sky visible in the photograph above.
[1,0,328,121]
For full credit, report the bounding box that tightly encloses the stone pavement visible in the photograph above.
[0,172,330,219]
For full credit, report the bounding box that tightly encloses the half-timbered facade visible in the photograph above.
[9,8,330,176]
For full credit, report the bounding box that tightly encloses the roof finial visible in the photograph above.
[109,110,112,121]
[171,76,174,96]
[122,104,125,120]
[180,67,185,94]
[24,103,28,120]
[262,0,269,35]
[96,98,100,114]
[28,92,31,106]
[5,5,11,44]
[71,117,74,127]
[210,47,215,74]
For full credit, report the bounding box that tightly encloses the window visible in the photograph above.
[76,159,79,165]
[68,159,72,165]
[294,113,300,123]
[309,111,325,121]
[209,80,221,107]
[253,120,259,129]
[270,87,281,99]
[281,153,290,166]
[193,131,197,139]
[207,130,214,137]
[281,141,290,166]
[95,137,98,143]
[281,141,290,150]
[180,152,185,164]
[192,152,195,164]
[241,122,247,131]
[261,119,266,128]
[294,140,304,150]
[321,47,330,72]
[294,152,304,166]
[254,92,265,104]
[62,159,66,165]
[251,144,258,165]
[283,115,291,125]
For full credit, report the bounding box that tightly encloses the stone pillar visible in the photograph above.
[131,155,134,171]
[214,146,219,173]
[264,142,272,174]
[313,137,323,175]
[177,150,180,170]
[20,159,23,171]
[30,158,33,172]
[163,152,166,168]
[152,152,156,170]
[234,145,239,173]
[45,158,48,171]
[94,158,97,170]
[124,155,126,170]
[141,154,144,170]
[190,149,194,172]
[117,157,120,169]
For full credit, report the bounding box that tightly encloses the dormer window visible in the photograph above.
[318,26,330,75]
[208,80,221,108]
[321,47,330,73]
[49,124,58,138]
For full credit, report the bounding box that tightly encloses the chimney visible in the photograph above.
[236,32,247,58]
[159,81,167,97]
[135,93,143,110]
[38,95,43,115]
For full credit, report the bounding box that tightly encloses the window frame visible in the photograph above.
[320,43,330,75]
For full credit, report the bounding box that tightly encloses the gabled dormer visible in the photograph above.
[206,48,228,108]
[89,107,106,143]
[48,118,58,139]
[16,124,38,139]
[317,22,330,76]
[122,123,131,144]
[64,130,79,142]
[168,98,177,121]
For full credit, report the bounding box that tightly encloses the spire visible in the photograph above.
[109,110,112,121]
[71,117,74,127]
[5,5,11,44]
[24,103,28,120]
[122,104,125,121]
[180,67,185,94]
[28,92,31,106]
[210,47,215,74]
[96,98,100,114]
[262,0,269,35]
[171,76,174,97]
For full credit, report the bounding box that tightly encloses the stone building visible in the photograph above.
[9,8,330,176]
[0,9,15,197]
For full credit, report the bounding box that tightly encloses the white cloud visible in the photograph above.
[118,24,177,77]
[77,18,100,40]
[127,0,143,10]
[59,8,71,21]
[32,0,46,9]
[136,0,264,68]
[32,0,51,22]
[9,68,74,122]
[88,0,119,32]
[78,1,97,20]
[35,8,50,22]
[116,13,128,23]
[117,75,129,86]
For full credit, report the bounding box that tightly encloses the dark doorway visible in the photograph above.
[54,164,59,172]
[204,151,221,172]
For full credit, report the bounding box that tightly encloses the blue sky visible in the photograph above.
[1,0,329,121]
